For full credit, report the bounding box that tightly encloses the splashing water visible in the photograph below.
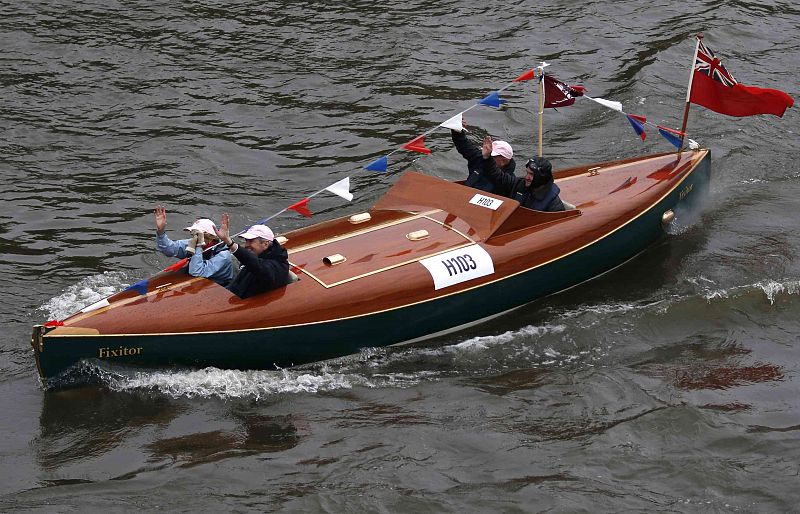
[702,278,800,305]
[39,271,131,320]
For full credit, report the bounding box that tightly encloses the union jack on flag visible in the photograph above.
[695,40,737,87]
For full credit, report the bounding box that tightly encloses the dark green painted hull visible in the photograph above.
[34,153,710,386]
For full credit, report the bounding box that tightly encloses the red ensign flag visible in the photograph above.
[690,40,793,117]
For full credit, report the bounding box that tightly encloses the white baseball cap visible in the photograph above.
[184,218,217,237]
[239,224,274,241]
[490,140,513,159]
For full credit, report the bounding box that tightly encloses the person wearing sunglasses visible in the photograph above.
[480,136,566,212]
[214,214,290,299]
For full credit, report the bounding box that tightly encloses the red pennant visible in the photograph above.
[628,114,647,123]
[288,197,312,217]
[513,69,536,82]
[163,257,188,272]
[402,135,431,154]
[570,85,586,95]
[44,320,64,328]
[655,125,685,137]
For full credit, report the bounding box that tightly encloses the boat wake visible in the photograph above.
[40,275,799,399]
[53,362,429,399]
[52,321,596,399]
[699,278,800,305]
[38,271,131,320]
[105,366,376,399]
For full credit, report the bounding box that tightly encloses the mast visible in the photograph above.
[678,33,703,149]
[537,62,547,157]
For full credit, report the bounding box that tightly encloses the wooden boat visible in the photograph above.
[31,149,711,386]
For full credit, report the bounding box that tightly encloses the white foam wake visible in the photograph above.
[39,271,130,320]
[103,365,424,399]
[451,323,567,352]
[702,278,800,305]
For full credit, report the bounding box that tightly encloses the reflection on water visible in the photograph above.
[35,386,305,473]
[35,387,181,470]
[147,413,304,469]
[632,339,784,392]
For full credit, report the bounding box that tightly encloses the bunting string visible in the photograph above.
[579,95,697,149]
[180,65,696,265]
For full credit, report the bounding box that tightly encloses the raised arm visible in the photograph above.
[480,136,517,192]
[451,129,483,163]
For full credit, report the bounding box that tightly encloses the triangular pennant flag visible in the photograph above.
[626,114,647,141]
[44,320,64,328]
[402,135,431,154]
[80,298,110,313]
[164,257,188,272]
[657,125,685,149]
[439,112,464,132]
[125,279,149,296]
[589,96,623,112]
[478,91,505,108]
[542,75,584,108]
[325,177,353,201]
[364,155,388,172]
[513,69,536,82]
[288,197,312,217]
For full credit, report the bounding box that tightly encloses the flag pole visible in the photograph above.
[678,33,703,150]
[537,64,546,157]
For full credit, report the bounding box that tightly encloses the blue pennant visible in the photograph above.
[364,155,388,172]
[626,116,647,141]
[478,91,505,108]
[658,128,683,149]
[125,279,149,296]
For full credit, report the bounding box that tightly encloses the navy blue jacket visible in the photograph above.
[482,156,565,212]
[452,130,515,195]
[228,241,290,299]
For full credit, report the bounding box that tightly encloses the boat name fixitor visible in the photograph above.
[99,346,143,358]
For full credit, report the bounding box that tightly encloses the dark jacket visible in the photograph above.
[482,156,565,212]
[452,130,515,195]
[228,241,290,299]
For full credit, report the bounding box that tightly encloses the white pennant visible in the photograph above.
[325,177,353,201]
[439,112,464,132]
[588,96,623,112]
[81,298,110,313]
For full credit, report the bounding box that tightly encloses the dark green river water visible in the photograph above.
[1,1,799,511]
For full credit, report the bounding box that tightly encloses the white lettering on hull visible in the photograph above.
[420,245,495,290]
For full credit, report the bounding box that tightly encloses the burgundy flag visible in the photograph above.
[543,75,585,108]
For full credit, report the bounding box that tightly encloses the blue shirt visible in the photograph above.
[156,232,234,286]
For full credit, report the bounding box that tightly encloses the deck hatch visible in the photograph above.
[290,216,474,288]
[406,229,429,241]
[349,213,371,224]
[323,254,346,266]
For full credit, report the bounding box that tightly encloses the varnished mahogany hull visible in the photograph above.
[32,150,711,386]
